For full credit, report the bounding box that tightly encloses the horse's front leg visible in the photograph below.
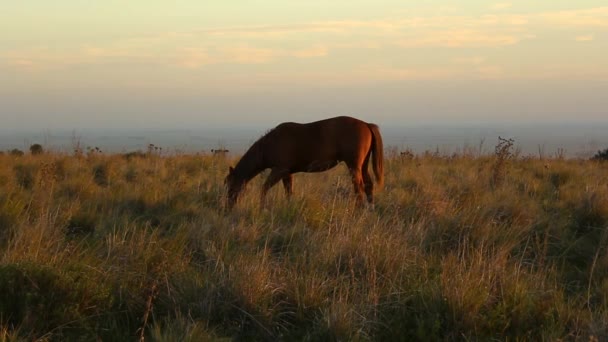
[261,168,287,208]
[282,174,293,198]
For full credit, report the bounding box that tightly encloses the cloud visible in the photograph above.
[190,7,606,38]
[166,6,602,54]
[491,3,512,11]
[575,35,594,42]
[172,45,328,69]
[199,23,344,37]
[525,64,608,80]
[174,48,213,68]
[363,67,459,81]
[1,44,156,71]
[2,36,330,71]
[538,7,608,28]
[9,59,36,70]
[453,56,487,65]
[198,20,405,38]
[292,46,328,58]
[397,30,524,48]
[8,6,605,62]
[231,67,463,85]
[475,65,505,79]
[166,13,536,52]
[2,5,607,83]
[220,46,279,64]
[305,63,505,83]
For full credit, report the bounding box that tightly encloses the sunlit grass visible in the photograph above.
[0,150,607,340]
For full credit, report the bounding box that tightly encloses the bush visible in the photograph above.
[123,150,146,160]
[92,163,109,186]
[491,136,515,187]
[9,149,24,157]
[13,164,36,189]
[591,148,608,161]
[29,144,44,155]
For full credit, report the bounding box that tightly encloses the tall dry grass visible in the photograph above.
[0,147,607,340]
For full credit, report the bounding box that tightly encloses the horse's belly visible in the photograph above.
[302,160,339,172]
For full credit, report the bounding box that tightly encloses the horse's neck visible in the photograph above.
[235,147,264,181]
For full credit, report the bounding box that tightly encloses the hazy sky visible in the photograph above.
[1,1,607,131]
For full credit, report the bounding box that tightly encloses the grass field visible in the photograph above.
[0,147,607,341]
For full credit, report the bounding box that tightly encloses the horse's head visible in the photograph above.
[224,166,244,209]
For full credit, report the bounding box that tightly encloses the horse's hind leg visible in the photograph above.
[361,150,374,205]
[362,168,374,205]
[348,167,365,205]
[282,174,293,198]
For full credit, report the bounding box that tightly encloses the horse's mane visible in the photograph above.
[232,127,277,179]
[259,127,276,141]
[248,127,279,152]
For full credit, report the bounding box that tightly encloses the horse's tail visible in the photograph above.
[368,123,384,188]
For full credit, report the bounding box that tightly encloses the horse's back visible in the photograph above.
[264,116,374,170]
[274,116,370,147]
[281,116,369,135]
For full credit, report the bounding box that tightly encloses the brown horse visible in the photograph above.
[224,116,384,209]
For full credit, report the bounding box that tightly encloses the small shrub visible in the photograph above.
[52,158,67,181]
[591,148,608,161]
[147,143,163,156]
[491,136,514,187]
[549,170,571,189]
[9,149,24,157]
[400,149,415,160]
[29,143,44,155]
[37,160,63,186]
[92,163,109,186]
[13,164,36,189]
[124,165,138,183]
[123,150,146,160]
[55,179,88,200]
[73,147,84,158]
[0,195,26,245]
[86,146,103,156]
